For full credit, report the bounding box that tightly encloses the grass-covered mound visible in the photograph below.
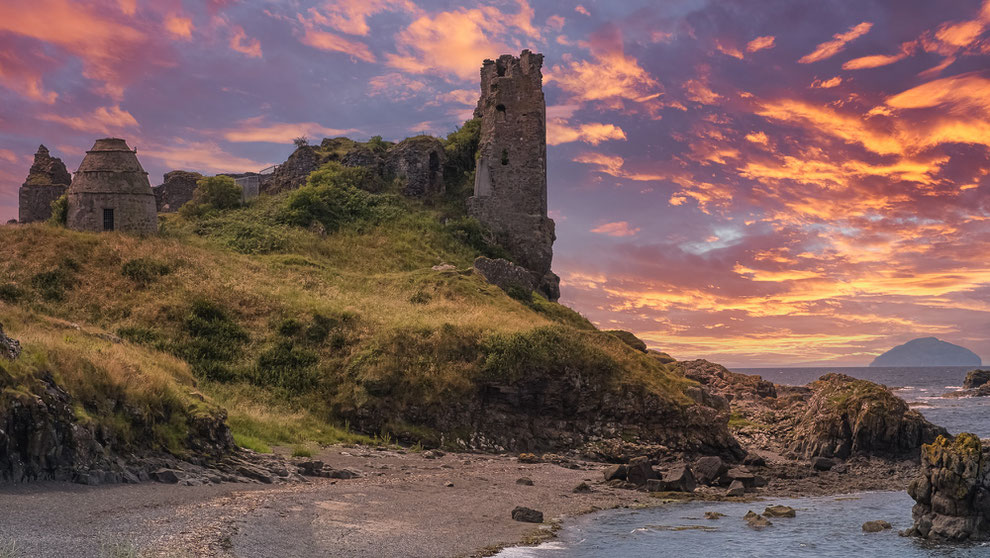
[0,134,737,457]
[0,307,232,482]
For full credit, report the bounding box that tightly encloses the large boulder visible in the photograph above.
[385,136,445,198]
[626,456,657,486]
[790,373,947,459]
[693,456,727,485]
[906,433,990,541]
[964,370,990,390]
[152,170,202,213]
[678,360,777,401]
[473,256,538,296]
[263,145,322,194]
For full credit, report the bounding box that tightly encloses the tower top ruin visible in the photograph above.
[468,50,558,300]
[18,145,71,224]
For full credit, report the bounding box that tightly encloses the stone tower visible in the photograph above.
[468,50,558,301]
[18,145,72,223]
[66,138,158,234]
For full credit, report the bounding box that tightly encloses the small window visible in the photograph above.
[496,104,506,123]
[501,149,509,166]
[103,208,114,231]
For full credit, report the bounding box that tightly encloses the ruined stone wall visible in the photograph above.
[153,170,202,213]
[18,145,71,223]
[67,193,158,234]
[467,50,557,300]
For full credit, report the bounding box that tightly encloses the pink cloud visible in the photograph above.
[230,25,263,58]
[591,221,640,237]
[39,105,139,134]
[746,35,776,52]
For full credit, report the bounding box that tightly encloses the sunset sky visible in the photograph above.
[1,0,989,366]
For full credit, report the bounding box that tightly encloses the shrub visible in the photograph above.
[178,299,249,381]
[117,326,160,345]
[30,268,70,301]
[291,444,314,457]
[480,326,618,383]
[445,217,508,259]
[121,258,170,286]
[0,283,23,304]
[278,163,382,232]
[47,194,68,226]
[180,176,243,218]
[255,341,319,392]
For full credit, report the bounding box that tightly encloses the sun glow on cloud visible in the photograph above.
[1,0,989,366]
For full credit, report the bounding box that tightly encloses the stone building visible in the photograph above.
[467,50,558,301]
[66,138,158,234]
[386,136,445,197]
[18,145,72,223]
[152,170,202,213]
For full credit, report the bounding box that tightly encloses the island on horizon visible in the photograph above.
[869,337,983,368]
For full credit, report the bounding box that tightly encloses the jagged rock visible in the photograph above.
[863,520,891,532]
[906,433,990,541]
[516,477,534,486]
[678,360,777,401]
[151,469,183,484]
[812,457,834,471]
[764,505,796,518]
[263,146,321,194]
[727,480,746,496]
[964,370,990,390]
[626,456,657,486]
[511,506,544,523]
[645,478,665,491]
[743,453,767,467]
[152,170,202,213]
[18,145,71,224]
[385,136,445,198]
[603,464,627,482]
[725,467,756,487]
[662,464,697,492]
[518,453,540,463]
[705,511,725,519]
[328,468,361,479]
[573,482,592,493]
[693,456,727,485]
[474,256,538,296]
[423,449,445,459]
[0,324,21,360]
[744,511,772,528]
[790,374,947,459]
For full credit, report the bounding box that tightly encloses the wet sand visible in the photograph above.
[0,446,917,558]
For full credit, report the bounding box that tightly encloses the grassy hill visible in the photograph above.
[0,131,737,466]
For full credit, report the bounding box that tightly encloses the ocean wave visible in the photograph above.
[944,385,962,390]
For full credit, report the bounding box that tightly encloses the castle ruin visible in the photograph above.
[468,50,558,301]
[18,145,71,224]
[66,138,158,234]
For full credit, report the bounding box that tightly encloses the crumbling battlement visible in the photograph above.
[467,50,558,301]
[18,145,71,224]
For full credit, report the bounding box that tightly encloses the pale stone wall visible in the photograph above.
[67,192,158,234]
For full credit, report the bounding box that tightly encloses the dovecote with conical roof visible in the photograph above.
[66,138,158,234]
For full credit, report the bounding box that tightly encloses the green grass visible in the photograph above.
[0,539,17,558]
[291,444,314,458]
[0,128,705,452]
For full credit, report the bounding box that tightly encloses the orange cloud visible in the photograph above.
[591,221,640,237]
[0,49,58,103]
[545,24,661,110]
[798,21,873,63]
[843,53,907,69]
[368,73,429,101]
[575,5,590,16]
[547,120,627,145]
[745,131,769,146]
[165,14,194,40]
[574,153,667,181]
[684,79,722,104]
[746,35,776,52]
[716,41,744,59]
[230,25,262,58]
[810,76,843,88]
[221,117,356,143]
[385,2,537,80]
[39,105,139,134]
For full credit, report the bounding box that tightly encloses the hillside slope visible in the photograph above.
[0,136,741,478]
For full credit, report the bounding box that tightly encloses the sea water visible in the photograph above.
[496,366,990,558]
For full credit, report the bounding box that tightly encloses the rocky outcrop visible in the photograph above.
[473,256,537,296]
[870,337,982,367]
[964,370,990,390]
[385,136,445,197]
[0,324,20,360]
[264,145,322,194]
[906,433,990,541]
[678,360,777,401]
[790,373,947,459]
[153,170,202,213]
[607,330,647,352]
[18,145,72,224]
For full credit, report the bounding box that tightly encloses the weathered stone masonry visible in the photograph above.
[66,138,158,235]
[468,50,559,301]
[18,145,71,224]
